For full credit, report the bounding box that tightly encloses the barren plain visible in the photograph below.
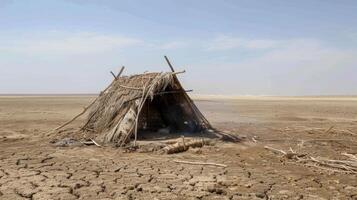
[0,96,356,200]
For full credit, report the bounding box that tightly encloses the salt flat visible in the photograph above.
[0,96,356,199]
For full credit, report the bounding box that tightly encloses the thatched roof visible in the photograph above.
[78,70,211,146]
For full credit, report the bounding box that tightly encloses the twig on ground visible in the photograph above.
[325,126,334,134]
[260,138,355,143]
[264,146,287,155]
[90,138,101,147]
[346,129,357,136]
[341,153,357,161]
[173,160,227,168]
[297,140,305,148]
[252,136,258,143]
[264,145,297,159]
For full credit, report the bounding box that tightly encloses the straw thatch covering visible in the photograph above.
[78,70,211,146]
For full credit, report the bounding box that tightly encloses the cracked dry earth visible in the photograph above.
[0,96,357,200]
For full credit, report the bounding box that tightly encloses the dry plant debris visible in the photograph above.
[264,145,357,174]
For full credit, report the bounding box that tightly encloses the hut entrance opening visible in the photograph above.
[137,87,201,139]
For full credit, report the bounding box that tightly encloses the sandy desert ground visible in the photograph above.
[0,96,356,200]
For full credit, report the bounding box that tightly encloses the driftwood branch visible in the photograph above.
[162,139,206,154]
[173,160,227,168]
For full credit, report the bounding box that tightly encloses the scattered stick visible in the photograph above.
[264,145,297,159]
[297,140,305,148]
[260,138,355,143]
[252,136,258,143]
[173,160,227,168]
[346,129,357,136]
[264,146,287,155]
[90,138,102,147]
[264,146,357,174]
[325,126,334,134]
[289,147,296,154]
[342,153,357,161]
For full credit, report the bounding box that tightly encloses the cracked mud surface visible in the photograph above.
[0,96,356,199]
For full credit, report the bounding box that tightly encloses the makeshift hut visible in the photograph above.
[55,57,213,146]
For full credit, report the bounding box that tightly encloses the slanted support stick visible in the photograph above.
[110,71,117,80]
[54,66,125,132]
[164,55,175,72]
[118,66,125,77]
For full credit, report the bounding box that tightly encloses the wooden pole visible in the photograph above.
[164,55,175,72]
[111,66,125,80]
[117,66,125,78]
[110,71,117,80]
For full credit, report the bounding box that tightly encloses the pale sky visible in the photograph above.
[0,0,357,95]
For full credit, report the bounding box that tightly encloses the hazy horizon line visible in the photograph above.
[1,93,357,98]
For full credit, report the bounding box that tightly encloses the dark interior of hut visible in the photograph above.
[137,86,204,140]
